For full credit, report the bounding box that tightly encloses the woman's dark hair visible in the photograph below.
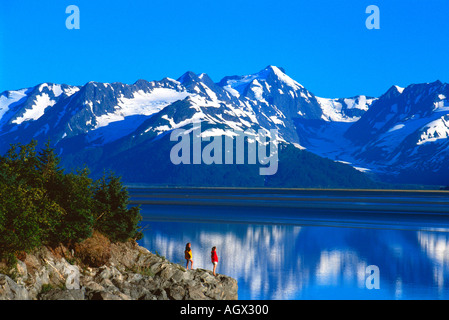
[185,243,191,251]
[211,246,216,251]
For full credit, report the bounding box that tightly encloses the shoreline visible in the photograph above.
[125,185,447,193]
[0,233,238,300]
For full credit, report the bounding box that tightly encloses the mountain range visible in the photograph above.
[1,65,448,187]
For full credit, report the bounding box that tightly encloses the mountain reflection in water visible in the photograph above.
[132,188,449,299]
[138,220,449,299]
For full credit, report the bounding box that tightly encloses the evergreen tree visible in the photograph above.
[92,171,142,242]
[0,141,142,261]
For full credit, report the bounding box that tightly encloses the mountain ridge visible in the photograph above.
[1,66,447,186]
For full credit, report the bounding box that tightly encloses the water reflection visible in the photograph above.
[138,220,449,300]
[417,232,449,295]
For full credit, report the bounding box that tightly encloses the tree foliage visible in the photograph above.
[92,171,142,242]
[0,141,142,260]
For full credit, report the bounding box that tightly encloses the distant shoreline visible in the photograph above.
[126,185,448,193]
[130,187,449,232]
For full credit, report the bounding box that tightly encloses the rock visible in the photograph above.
[160,264,176,279]
[127,283,151,300]
[171,268,190,283]
[15,260,28,285]
[0,275,29,300]
[138,292,157,300]
[166,284,186,300]
[89,291,123,300]
[40,288,85,300]
[0,240,238,300]
[187,284,209,300]
[197,269,216,283]
[57,260,80,290]
[83,280,105,293]
[152,288,168,300]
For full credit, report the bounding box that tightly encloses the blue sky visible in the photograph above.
[1,0,448,98]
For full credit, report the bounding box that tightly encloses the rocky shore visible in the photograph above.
[0,233,238,300]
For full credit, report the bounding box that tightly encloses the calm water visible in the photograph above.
[131,188,449,300]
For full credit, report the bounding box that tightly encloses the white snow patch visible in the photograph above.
[388,124,405,132]
[200,128,240,138]
[95,88,190,128]
[336,160,371,172]
[166,77,180,85]
[201,83,218,101]
[223,85,240,98]
[434,101,449,113]
[249,80,265,102]
[150,125,171,133]
[417,117,449,145]
[317,96,375,122]
[44,84,64,97]
[270,66,304,90]
[64,86,80,96]
[292,143,306,150]
[221,66,303,98]
[269,115,285,126]
[188,95,221,108]
[354,166,371,173]
[0,89,28,121]
[395,86,405,94]
[13,93,56,124]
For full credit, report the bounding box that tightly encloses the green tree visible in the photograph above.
[0,141,143,262]
[50,168,94,245]
[0,184,44,260]
[1,140,41,187]
[92,171,142,242]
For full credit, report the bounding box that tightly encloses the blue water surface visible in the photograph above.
[133,189,449,300]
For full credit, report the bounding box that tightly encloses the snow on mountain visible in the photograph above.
[331,80,449,183]
[220,66,304,99]
[2,67,449,185]
[417,115,449,145]
[0,66,335,152]
[217,65,326,145]
[0,89,29,122]
[317,95,376,122]
[94,87,191,129]
[346,81,448,148]
[13,91,57,125]
[0,83,79,130]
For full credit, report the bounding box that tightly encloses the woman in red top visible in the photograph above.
[211,246,218,276]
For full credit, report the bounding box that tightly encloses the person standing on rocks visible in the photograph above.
[185,243,193,270]
[211,246,218,276]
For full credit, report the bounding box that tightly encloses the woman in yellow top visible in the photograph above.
[185,242,193,270]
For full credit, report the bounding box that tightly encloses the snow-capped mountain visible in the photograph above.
[0,83,79,129]
[341,80,449,183]
[317,95,376,123]
[0,66,448,186]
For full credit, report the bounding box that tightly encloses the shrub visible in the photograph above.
[0,141,142,261]
[0,184,44,258]
[73,231,111,267]
[92,171,142,242]
[47,169,94,245]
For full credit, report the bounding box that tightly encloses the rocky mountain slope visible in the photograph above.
[1,66,448,185]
